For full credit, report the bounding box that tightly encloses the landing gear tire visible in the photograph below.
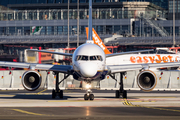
[84,94,89,100]
[89,94,94,100]
[52,89,56,99]
[123,90,127,99]
[115,90,120,98]
[59,90,63,99]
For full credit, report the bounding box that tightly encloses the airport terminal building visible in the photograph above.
[0,0,179,56]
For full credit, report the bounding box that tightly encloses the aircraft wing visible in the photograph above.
[27,49,73,56]
[106,49,154,57]
[107,62,180,74]
[0,61,72,73]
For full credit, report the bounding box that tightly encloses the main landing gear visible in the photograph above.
[84,83,94,101]
[52,72,70,99]
[111,72,127,99]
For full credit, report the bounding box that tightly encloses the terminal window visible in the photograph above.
[24,0,32,4]
[39,0,46,3]
[48,0,54,3]
[56,0,62,3]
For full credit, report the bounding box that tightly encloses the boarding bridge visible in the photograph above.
[0,70,180,91]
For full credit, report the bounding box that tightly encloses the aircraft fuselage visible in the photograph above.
[72,43,107,81]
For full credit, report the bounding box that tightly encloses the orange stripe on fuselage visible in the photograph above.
[85,27,111,54]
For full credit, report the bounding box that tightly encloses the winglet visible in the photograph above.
[86,27,111,54]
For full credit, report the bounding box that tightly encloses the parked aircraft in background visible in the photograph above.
[87,27,180,66]
[0,0,180,101]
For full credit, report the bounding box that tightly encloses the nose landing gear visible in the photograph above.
[84,85,94,100]
[84,90,94,100]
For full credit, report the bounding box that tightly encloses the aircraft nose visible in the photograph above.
[79,63,97,78]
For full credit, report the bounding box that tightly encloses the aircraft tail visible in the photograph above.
[85,27,111,54]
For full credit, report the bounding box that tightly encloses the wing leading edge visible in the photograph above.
[0,61,72,73]
[106,49,154,57]
[27,49,73,56]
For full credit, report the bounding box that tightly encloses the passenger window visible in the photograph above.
[81,56,88,61]
[90,56,96,60]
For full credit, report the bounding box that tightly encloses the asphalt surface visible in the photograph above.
[0,90,180,120]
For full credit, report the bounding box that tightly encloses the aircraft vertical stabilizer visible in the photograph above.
[86,27,111,54]
[88,0,92,40]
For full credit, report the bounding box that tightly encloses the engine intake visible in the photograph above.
[22,71,42,91]
[137,70,157,92]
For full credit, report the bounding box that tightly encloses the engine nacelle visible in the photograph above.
[22,71,42,91]
[137,70,157,92]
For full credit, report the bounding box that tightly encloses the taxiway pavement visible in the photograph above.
[0,90,180,120]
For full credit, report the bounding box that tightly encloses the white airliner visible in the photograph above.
[0,0,180,100]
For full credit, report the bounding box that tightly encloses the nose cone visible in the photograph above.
[79,63,97,77]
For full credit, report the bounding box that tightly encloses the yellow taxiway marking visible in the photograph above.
[36,89,47,95]
[0,95,15,97]
[123,99,180,113]
[12,109,45,116]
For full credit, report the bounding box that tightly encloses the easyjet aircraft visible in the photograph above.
[0,0,180,100]
[86,27,180,66]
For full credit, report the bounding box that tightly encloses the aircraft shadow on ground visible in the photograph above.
[0,95,80,100]
[0,94,136,100]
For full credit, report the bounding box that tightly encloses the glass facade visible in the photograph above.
[0,9,166,21]
[0,1,175,38]
[0,0,168,10]
[0,25,130,36]
[0,8,170,37]
[168,0,180,13]
[1,22,180,37]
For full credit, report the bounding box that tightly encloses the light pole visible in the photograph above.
[173,0,176,47]
[77,0,79,47]
[67,0,70,48]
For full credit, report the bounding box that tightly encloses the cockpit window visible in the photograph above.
[90,56,97,60]
[97,55,103,61]
[75,55,103,61]
[75,55,81,61]
[81,56,88,61]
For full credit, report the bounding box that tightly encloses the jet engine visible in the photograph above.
[22,71,42,91]
[137,70,157,92]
